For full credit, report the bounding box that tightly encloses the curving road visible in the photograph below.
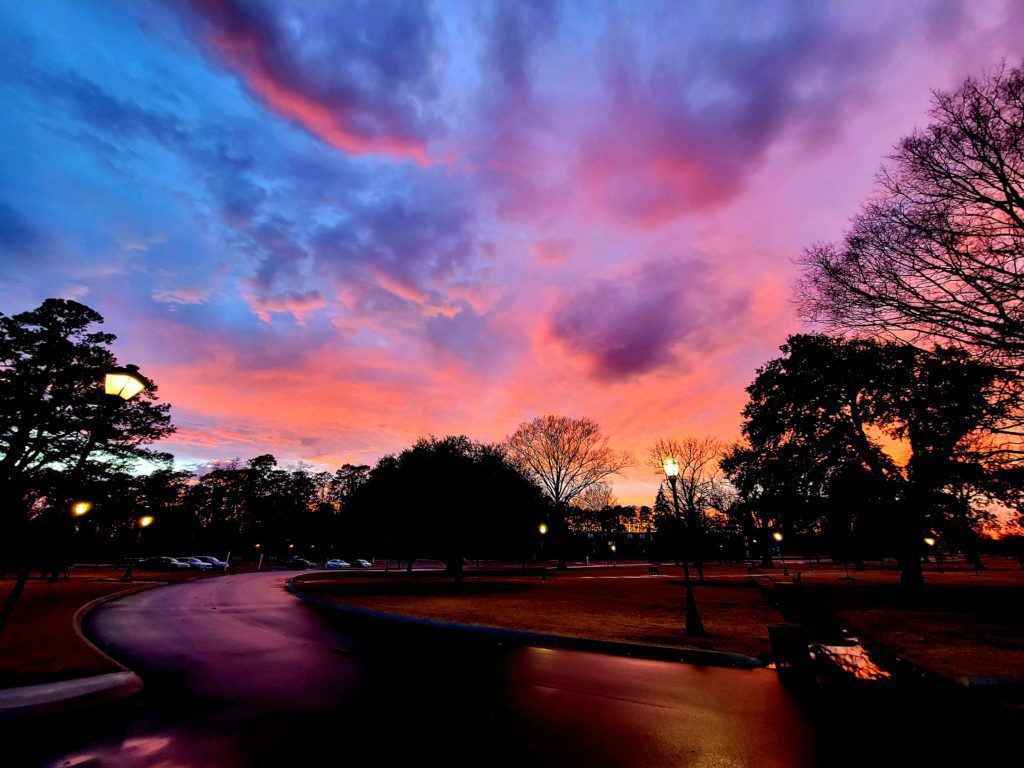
[34,572,816,767]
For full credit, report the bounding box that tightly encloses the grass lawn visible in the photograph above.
[294,563,784,659]
[758,557,1024,682]
[0,566,224,689]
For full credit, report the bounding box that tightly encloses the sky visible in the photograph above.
[1,0,1022,504]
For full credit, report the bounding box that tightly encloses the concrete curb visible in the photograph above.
[0,582,161,722]
[287,580,764,670]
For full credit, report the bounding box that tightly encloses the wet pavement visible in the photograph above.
[14,571,815,768]
[8,571,1021,767]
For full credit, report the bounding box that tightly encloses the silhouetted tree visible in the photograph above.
[0,299,174,548]
[348,436,547,579]
[723,334,1011,586]
[506,415,632,568]
[648,437,725,579]
[797,63,1024,453]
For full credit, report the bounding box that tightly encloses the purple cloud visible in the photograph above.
[550,258,751,380]
[181,0,443,162]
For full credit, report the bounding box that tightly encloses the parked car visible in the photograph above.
[283,557,316,569]
[193,555,229,570]
[325,559,351,569]
[135,556,191,571]
[353,559,373,568]
[177,556,213,571]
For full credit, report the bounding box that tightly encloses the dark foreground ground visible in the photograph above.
[3,570,1022,768]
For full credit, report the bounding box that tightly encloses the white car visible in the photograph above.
[177,556,212,571]
[353,559,372,568]
[194,555,229,570]
[325,559,351,569]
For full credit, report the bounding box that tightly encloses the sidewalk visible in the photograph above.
[0,573,164,722]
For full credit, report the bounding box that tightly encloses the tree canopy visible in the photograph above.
[722,334,1013,585]
[797,63,1024,447]
[0,299,174,544]
[506,415,631,567]
[347,436,547,578]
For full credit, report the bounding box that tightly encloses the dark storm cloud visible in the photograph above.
[581,0,971,226]
[550,258,751,380]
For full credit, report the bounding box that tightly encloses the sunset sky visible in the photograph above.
[2,0,1022,504]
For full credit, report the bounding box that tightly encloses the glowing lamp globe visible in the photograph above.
[105,365,147,400]
[772,532,783,542]
[538,523,548,535]
[662,457,680,479]
[71,500,93,517]
[138,515,155,528]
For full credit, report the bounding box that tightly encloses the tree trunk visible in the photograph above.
[555,503,569,570]
[0,562,32,635]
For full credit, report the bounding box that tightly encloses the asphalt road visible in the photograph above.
[21,571,819,767]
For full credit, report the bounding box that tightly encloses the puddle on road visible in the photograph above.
[810,641,892,682]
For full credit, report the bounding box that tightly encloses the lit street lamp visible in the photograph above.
[923,534,943,573]
[663,457,705,636]
[538,522,548,576]
[70,500,93,518]
[0,365,148,633]
[56,366,148,582]
[105,365,147,400]
[123,514,155,579]
[773,531,789,576]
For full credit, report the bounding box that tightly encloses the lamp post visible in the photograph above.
[538,522,548,576]
[57,366,148,582]
[663,457,704,636]
[924,535,943,573]
[123,514,154,579]
[773,531,789,576]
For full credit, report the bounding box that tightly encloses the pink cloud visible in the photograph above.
[244,289,326,324]
[532,239,572,265]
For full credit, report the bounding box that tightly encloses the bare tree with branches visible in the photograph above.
[797,63,1024,453]
[648,436,725,580]
[576,482,617,513]
[507,415,632,568]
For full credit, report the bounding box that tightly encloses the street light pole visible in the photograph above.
[663,458,705,636]
[774,531,789,576]
[538,522,548,578]
[0,365,148,634]
[123,515,154,579]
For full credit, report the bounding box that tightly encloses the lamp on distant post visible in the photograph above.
[70,500,93,518]
[923,535,943,573]
[122,514,154,579]
[58,365,148,583]
[773,531,789,576]
[538,522,548,575]
[663,457,704,636]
